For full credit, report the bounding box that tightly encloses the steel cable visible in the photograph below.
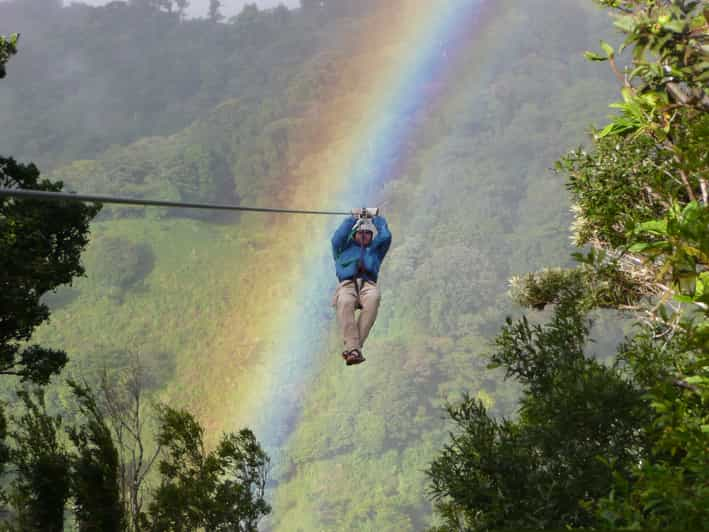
[0,188,351,216]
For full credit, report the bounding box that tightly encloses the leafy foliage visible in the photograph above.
[67,380,125,532]
[567,1,709,527]
[85,237,155,297]
[427,296,649,531]
[510,250,648,311]
[0,33,18,78]
[431,0,708,530]
[0,157,100,384]
[148,406,270,531]
[599,326,709,530]
[7,389,71,532]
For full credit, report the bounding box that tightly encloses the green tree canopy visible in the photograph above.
[148,406,271,531]
[0,158,100,384]
[8,389,71,532]
[68,380,125,532]
[429,1,708,529]
[427,292,650,530]
[0,33,18,78]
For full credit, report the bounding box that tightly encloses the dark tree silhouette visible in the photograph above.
[208,0,223,22]
[68,380,125,532]
[8,389,71,532]
[0,157,100,384]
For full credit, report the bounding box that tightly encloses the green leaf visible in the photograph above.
[662,20,686,33]
[627,242,664,253]
[613,15,635,33]
[651,401,668,413]
[584,51,608,62]
[621,87,634,103]
[600,40,615,58]
[634,219,668,235]
[673,294,694,303]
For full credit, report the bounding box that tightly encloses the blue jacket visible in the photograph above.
[331,216,392,282]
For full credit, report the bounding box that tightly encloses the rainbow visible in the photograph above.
[183,0,490,454]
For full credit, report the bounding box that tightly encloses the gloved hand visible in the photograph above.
[350,207,379,219]
[353,217,377,234]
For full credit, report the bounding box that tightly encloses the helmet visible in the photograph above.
[353,218,376,236]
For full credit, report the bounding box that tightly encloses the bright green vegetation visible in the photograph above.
[428,1,709,530]
[33,215,287,420]
[6,0,699,530]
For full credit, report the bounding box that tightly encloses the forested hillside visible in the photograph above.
[0,0,357,169]
[0,0,640,530]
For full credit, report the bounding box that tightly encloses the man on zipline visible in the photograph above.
[331,208,392,365]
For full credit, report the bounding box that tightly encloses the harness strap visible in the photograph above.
[339,241,377,303]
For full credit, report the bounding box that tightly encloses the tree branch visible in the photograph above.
[671,378,699,393]
[608,55,627,85]
[677,168,697,202]
[667,82,709,112]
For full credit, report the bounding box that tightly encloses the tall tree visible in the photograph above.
[68,380,125,532]
[427,289,650,530]
[97,354,161,531]
[208,0,223,22]
[0,408,9,503]
[8,389,71,532]
[429,0,709,530]
[565,1,709,527]
[174,0,188,18]
[0,47,14,493]
[148,406,271,531]
[0,158,100,384]
[1,32,100,528]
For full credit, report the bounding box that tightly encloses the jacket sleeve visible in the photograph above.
[372,216,392,258]
[331,217,355,259]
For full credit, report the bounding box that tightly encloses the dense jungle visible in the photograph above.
[1,0,707,530]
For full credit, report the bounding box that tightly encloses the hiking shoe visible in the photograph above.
[345,349,366,366]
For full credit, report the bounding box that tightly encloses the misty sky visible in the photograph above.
[63,0,299,18]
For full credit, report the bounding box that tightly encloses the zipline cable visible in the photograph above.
[0,188,351,216]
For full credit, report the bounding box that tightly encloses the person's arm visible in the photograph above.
[331,217,356,259]
[372,216,392,257]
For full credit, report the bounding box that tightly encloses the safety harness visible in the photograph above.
[350,237,377,308]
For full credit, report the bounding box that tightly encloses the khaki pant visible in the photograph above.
[333,279,381,352]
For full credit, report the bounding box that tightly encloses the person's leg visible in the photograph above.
[357,281,381,346]
[335,281,360,352]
